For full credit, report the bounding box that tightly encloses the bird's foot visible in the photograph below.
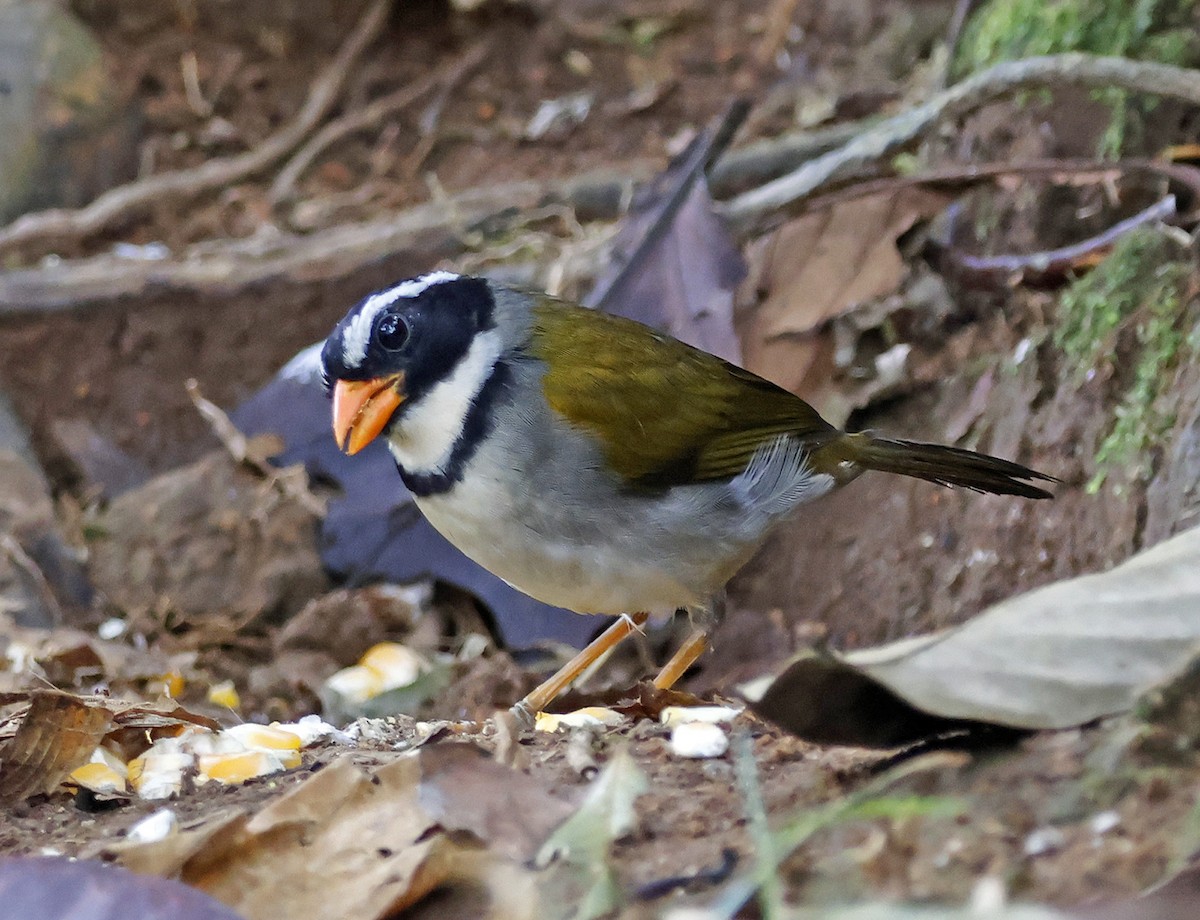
[508,698,537,730]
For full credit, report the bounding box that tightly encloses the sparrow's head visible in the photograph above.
[321,271,499,455]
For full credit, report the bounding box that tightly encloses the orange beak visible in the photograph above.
[331,373,405,455]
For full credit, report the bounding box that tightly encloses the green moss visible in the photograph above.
[955,0,1198,155]
[1054,227,1194,489]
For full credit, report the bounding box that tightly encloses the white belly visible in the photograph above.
[415,473,708,615]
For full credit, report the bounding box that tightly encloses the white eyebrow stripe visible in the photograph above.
[340,270,461,367]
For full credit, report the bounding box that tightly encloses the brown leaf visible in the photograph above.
[103,698,223,759]
[107,748,551,920]
[0,690,112,802]
[752,188,951,339]
[417,743,574,862]
[739,188,949,401]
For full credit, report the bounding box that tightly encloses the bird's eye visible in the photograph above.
[375,314,410,351]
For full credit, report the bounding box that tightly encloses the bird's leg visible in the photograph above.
[652,629,708,690]
[617,611,648,635]
[511,611,651,725]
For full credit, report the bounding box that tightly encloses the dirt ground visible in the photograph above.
[2,0,1200,917]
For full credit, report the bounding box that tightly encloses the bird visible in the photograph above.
[319,270,1055,722]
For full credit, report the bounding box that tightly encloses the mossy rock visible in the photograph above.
[1054,226,1197,489]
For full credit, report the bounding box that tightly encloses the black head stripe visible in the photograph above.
[320,274,496,396]
[400,277,495,405]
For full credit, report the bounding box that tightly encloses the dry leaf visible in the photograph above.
[0,690,112,801]
[739,188,949,397]
[417,743,574,862]
[586,104,747,363]
[753,189,950,339]
[746,526,1200,744]
[107,745,563,920]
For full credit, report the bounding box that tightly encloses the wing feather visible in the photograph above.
[528,302,837,488]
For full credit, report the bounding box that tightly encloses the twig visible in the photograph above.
[935,0,979,90]
[706,118,876,197]
[930,194,1179,287]
[185,379,326,517]
[402,42,491,180]
[270,42,490,204]
[635,848,738,900]
[0,0,393,255]
[724,54,1200,231]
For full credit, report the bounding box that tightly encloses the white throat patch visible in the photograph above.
[386,327,503,475]
[341,270,461,367]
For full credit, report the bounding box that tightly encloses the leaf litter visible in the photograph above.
[8,4,1200,919]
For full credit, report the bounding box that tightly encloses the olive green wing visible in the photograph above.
[527,302,838,488]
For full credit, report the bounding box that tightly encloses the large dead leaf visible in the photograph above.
[746,526,1200,745]
[0,690,111,801]
[586,104,747,363]
[739,188,948,397]
[106,744,567,920]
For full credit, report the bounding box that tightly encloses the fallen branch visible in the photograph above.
[707,119,872,198]
[0,166,652,314]
[0,0,392,256]
[270,41,491,204]
[724,54,1200,230]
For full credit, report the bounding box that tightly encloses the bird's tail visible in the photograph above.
[841,433,1056,499]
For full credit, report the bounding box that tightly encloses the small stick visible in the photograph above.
[795,157,1200,216]
[185,379,326,517]
[930,194,1179,287]
[271,42,490,203]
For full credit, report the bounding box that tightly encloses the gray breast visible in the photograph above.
[410,355,831,615]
